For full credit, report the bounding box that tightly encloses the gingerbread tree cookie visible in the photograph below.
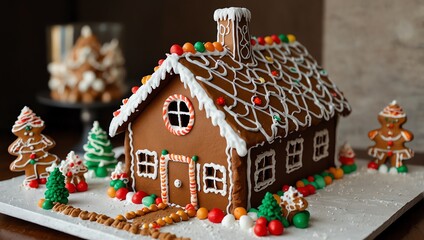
[83,121,117,177]
[58,151,88,193]
[8,106,59,188]
[367,100,414,174]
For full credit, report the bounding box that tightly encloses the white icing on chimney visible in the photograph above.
[81,25,92,38]
[214,7,253,63]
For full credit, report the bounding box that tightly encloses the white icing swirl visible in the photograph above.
[12,106,44,132]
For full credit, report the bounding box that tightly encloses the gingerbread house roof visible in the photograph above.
[109,7,351,157]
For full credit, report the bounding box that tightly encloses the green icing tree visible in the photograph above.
[43,167,69,210]
[258,192,283,222]
[83,121,117,177]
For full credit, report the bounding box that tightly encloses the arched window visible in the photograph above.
[162,94,195,136]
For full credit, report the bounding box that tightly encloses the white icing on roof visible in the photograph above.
[109,52,248,156]
[213,7,251,22]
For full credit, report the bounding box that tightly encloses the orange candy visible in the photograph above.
[264,36,274,45]
[213,42,224,52]
[107,186,116,198]
[204,42,215,52]
[296,180,305,188]
[324,175,333,185]
[38,198,45,208]
[233,207,247,220]
[273,194,281,204]
[333,168,344,179]
[328,167,337,175]
[196,207,208,220]
[182,42,196,54]
[141,75,151,85]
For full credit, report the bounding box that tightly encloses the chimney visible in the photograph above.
[214,7,254,63]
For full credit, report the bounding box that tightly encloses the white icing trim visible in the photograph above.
[213,8,251,22]
[286,138,304,174]
[135,149,158,180]
[313,129,329,162]
[109,54,247,156]
[253,149,276,192]
[225,146,234,213]
[202,163,227,196]
[196,163,201,191]
[128,123,136,192]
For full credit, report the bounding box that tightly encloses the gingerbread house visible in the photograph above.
[109,7,351,213]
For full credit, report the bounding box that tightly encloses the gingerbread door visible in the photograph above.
[159,153,198,207]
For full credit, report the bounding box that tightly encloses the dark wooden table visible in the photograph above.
[0,129,423,239]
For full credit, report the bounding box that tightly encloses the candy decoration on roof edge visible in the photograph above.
[58,151,88,193]
[8,106,59,188]
[83,121,117,177]
[42,167,69,210]
[367,100,414,174]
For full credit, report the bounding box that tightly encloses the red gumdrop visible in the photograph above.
[257,37,265,45]
[155,197,163,205]
[131,193,143,204]
[135,190,148,198]
[254,223,268,236]
[29,180,39,189]
[131,86,139,94]
[185,203,195,211]
[250,38,256,46]
[208,208,225,223]
[115,188,129,201]
[368,162,378,170]
[256,216,268,226]
[306,184,316,195]
[282,185,290,192]
[268,220,284,235]
[297,186,309,197]
[216,96,226,106]
[66,172,72,177]
[158,59,165,66]
[271,34,281,44]
[170,44,184,56]
[65,183,76,193]
[38,178,47,184]
[307,176,315,182]
[76,181,88,192]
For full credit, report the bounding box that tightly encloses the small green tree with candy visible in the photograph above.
[258,192,283,222]
[42,167,69,210]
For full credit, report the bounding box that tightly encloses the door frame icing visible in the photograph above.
[159,152,197,207]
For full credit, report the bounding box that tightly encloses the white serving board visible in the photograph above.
[0,159,423,240]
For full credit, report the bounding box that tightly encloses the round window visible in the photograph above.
[162,94,195,136]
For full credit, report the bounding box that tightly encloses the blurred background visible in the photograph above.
[1,0,423,159]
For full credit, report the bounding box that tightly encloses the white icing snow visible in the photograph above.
[213,7,251,22]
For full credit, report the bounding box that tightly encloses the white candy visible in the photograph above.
[247,211,258,221]
[221,214,236,227]
[389,167,398,175]
[379,164,388,174]
[239,215,254,230]
[126,192,135,203]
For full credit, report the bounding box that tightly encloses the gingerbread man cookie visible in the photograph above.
[367,100,414,173]
[8,106,59,188]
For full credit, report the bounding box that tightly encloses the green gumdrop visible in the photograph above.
[397,165,408,173]
[113,180,126,190]
[96,166,108,178]
[314,174,324,180]
[303,210,310,218]
[282,217,290,227]
[248,208,259,213]
[342,164,357,174]
[279,34,288,43]
[150,193,157,199]
[110,179,117,187]
[301,178,310,185]
[293,211,310,229]
[276,190,284,197]
[194,41,205,52]
[310,181,318,189]
[321,171,330,177]
[315,177,326,189]
[142,196,155,207]
[42,200,54,210]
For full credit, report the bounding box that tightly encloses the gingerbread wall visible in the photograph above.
[245,118,337,209]
[124,75,232,211]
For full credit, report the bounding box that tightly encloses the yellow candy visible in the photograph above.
[265,56,273,63]
[258,77,265,83]
[213,42,224,52]
[233,207,247,220]
[154,66,160,72]
[287,34,296,43]
[204,42,215,52]
[296,180,305,188]
[107,186,116,198]
[141,75,151,85]
[182,42,196,54]
[264,36,273,45]
[273,194,281,204]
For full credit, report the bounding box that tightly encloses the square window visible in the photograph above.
[254,150,276,192]
[286,138,303,174]
[313,129,329,162]
[203,163,227,196]
[136,150,158,179]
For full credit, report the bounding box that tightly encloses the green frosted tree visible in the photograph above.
[83,121,117,177]
[43,167,69,210]
[258,192,283,222]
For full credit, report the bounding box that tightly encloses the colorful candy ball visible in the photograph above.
[213,42,224,52]
[254,222,268,236]
[208,208,225,223]
[194,41,206,53]
[115,188,129,201]
[170,44,184,56]
[233,207,247,220]
[204,42,215,52]
[76,181,88,192]
[268,219,284,235]
[66,182,76,193]
[131,192,142,204]
[107,186,116,198]
[182,42,196,54]
[292,211,310,229]
[196,207,209,220]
